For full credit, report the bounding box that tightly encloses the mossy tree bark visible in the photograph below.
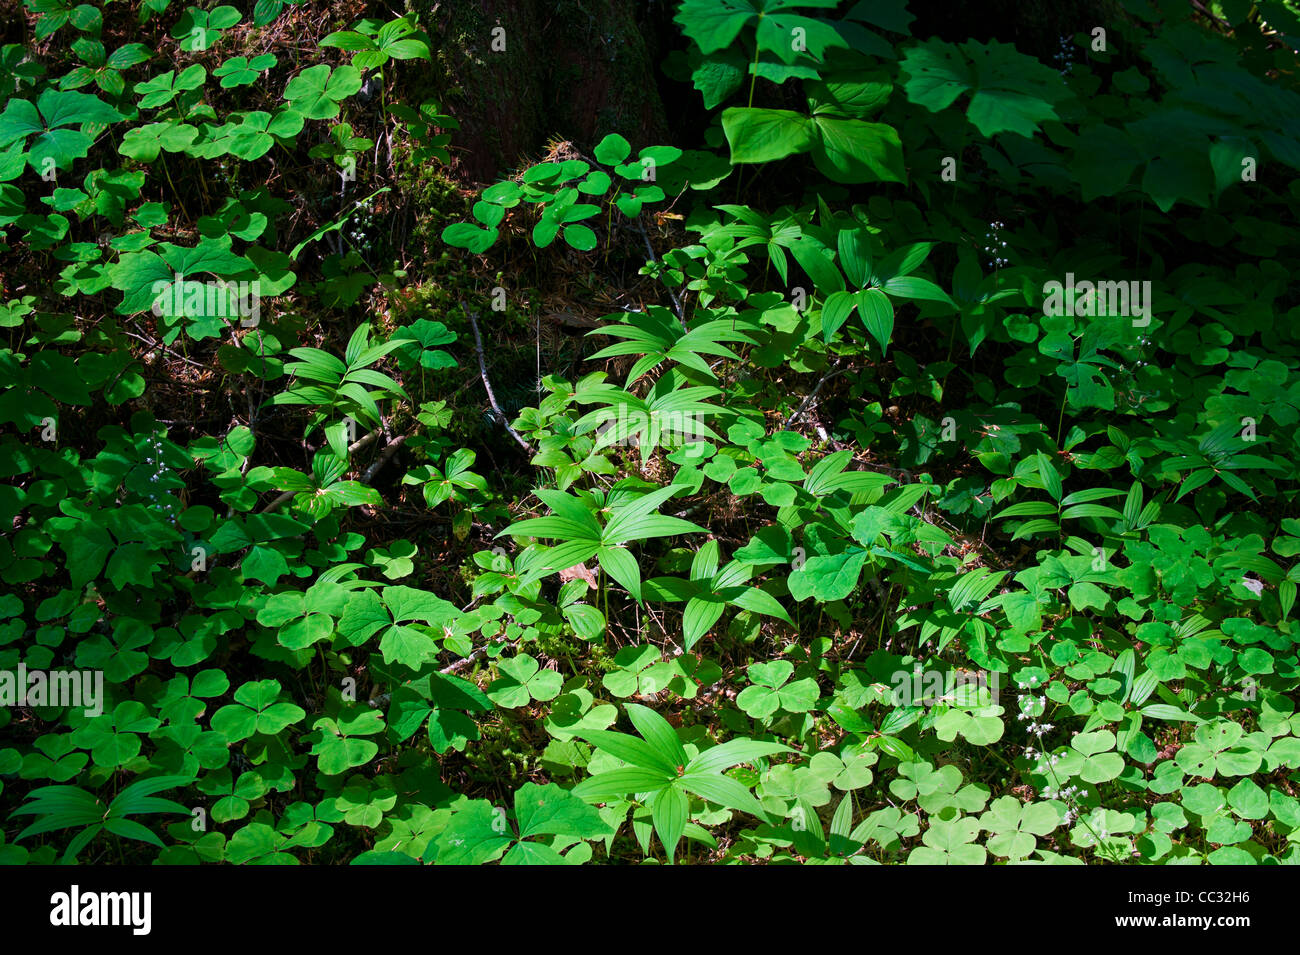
[408,0,672,183]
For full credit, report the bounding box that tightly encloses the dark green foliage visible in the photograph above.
[2,0,1300,866]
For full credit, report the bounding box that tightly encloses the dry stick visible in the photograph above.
[673,490,723,519]
[360,433,406,483]
[1190,0,1233,30]
[636,217,686,328]
[465,307,537,455]
[260,490,297,517]
[784,358,845,429]
[122,329,212,372]
[440,643,493,675]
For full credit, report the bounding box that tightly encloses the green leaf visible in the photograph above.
[677,771,767,820]
[685,738,792,775]
[433,801,513,865]
[65,521,113,588]
[857,288,894,353]
[901,38,1067,138]
[880,275,952,306]
[721,108,817,164]
[284,64,363,120]
[572,766,672,801]
[722,107,906,184]
[809,115,907,184]
[593,133,631,165]
[652,785,689,863]
[624,703,688,769]
[514,782,612,840]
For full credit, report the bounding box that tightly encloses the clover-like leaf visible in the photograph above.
[284,64,363,120]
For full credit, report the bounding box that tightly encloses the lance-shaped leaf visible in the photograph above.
[499,483,704,601]
[644,540,792,649]
[573,369,725,464]
[587,306,758,384]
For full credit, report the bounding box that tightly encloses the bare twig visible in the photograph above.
[673,490,724,519]
[259,492,292,516]
[1189,0,1233,30]
[440,649,484,675]
[440,640,501,675]
[122,329,212,372]
[784,359,845,429]
[636,217,686,328]
[349,426,385,455]
[464,305,537,455]
[360,434,406,483]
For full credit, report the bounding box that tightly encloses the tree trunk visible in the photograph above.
[409,0,672,183]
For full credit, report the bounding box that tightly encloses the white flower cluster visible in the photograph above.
[983,221,1009,269]
[347,201,377,249]
[1133,334,1149,370]
[1042,783,1089,824]
[1053,35,1075,76]
[140,431,178,519]
[1018,677,1058,764]
[1017,672,1090,824]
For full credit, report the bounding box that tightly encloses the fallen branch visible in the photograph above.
[360,434,406,483]
[1189,0,1233,30]
[441,643,495,675]
[259,492,293,516]
[464,305,537,455]
[122,328,213,372]
[636,217,687,328]
[784,358,845,429]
